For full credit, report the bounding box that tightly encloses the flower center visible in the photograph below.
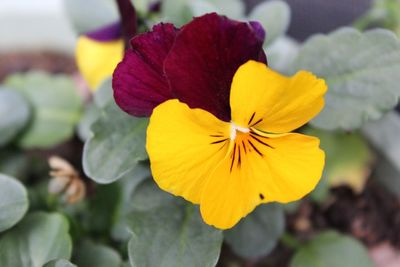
[230,122,250,141]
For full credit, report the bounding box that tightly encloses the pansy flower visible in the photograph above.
[76,0,136,90]
[113,13,327,229]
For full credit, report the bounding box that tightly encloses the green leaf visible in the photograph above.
[83,102,148,184]
[77,79,113,142]
[290,231,374,267]
[292,28,400,130]
[77,103,99,142]
[94,78,113,108]
[127,180,223,267]
[362,111,400,172]
[304,127,372,197]
[249,0,291,46]
[0,174,28,232]
[63,0,119,34]
[265,36,299,73]
[4,72,82,148]
[85,182,122,234]
[73,240,122,267]
[191,0,245,19]
[161,0,192,26]
[208,0,245,19]
[224,204,285,259]
[111,164,151,242]
[0,149,31,182]
[375,158,400,198]
[0,212,72,267]
[0,88,30,146]
[44,259,76,267]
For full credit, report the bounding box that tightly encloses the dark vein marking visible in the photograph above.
[259,193,265,200]
[242,140,247,154]
[230,144,237,172]
[250,134,274,149]
[248,112,256,125]
[216,141,228,152]
[248,140,263,157]
[210,134,223,137]
[210,138,228,145]
[251,118,263,127]
[237,145,241,168]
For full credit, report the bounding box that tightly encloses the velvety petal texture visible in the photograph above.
[113,13,266,119]
[113,23,178,116]
[146,100,230,203]
[164,13,266,121]
[230,61,327,133]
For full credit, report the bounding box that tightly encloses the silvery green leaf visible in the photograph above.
[161,0,192,26]
[362,111,400,172]
[206,0,245,19]
[290,231,374,267]
[374,158,400,198]
[292,28,400,130]
[0,174,28,232]
[188,0,220,17]
[249,0,291,46]
[63,0,119,34]
[265,36,299,73]
[126,180,223,267]
[4,72,82,148]
[0,212,72,267]
[0,88,30,146]
[44,259,76,267]
[73,240,121,267]
[94,78,113,108]
[83,102,148,184]
[225,204,285,259]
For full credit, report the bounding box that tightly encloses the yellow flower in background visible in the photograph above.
[75,22,124,91]
[146,61,327,229]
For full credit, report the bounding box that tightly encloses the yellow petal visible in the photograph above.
[230,60,327,133]
[200,132,324,229]
[76,36,124,91]
[146,99,231,204]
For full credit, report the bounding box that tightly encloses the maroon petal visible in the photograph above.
[164,13,266,122]
[113,23,178,116]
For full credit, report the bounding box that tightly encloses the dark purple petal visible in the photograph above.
[249,21,266,42]
[85,22,121,41]
[113,23,178,116]
[165,13,266,122]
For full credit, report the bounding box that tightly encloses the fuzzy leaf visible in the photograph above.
[290,231,374,267]
[0,174,28,232]
[83,102,148,184]
[224,204,285,259]
[292,28,400,130]
[44,259,76,267]
[73,240,121,267]
[126,180,223,267]
[249,0,291,46]
[4,72,82,148]
[0,88,30,146]
[0,212,72,267]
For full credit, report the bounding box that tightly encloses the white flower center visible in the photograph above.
[230,122,250,140]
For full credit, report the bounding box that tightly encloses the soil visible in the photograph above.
[0,52,76,83]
